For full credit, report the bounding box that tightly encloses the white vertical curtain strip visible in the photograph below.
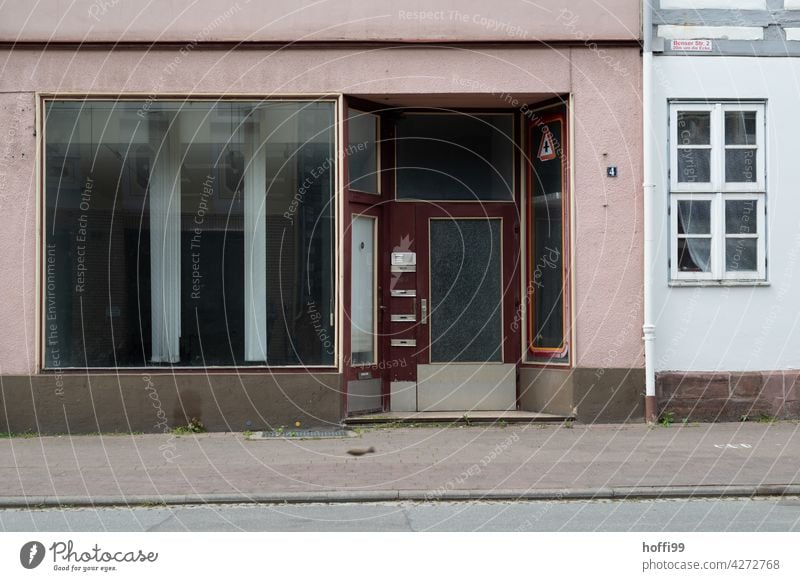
[244,108,268,361]
[677,202,711,272]
[150,112,182,363]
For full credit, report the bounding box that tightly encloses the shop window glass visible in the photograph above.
[44,100,335,368]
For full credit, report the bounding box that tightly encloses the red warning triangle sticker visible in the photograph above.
[537,128,556,162]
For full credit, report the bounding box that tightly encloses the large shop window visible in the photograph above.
[669,102,766,282]
[44,100,335,368]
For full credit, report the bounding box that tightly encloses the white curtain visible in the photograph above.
[149,112,182,363]
[244,108,268,361]
[677,202,711,272]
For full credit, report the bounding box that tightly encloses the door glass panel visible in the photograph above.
[351,215,376,365]
[429,219,502,363]
[347,110,379,193]
[396,114,514,201]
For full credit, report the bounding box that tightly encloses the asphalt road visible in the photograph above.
[3,497,800,532]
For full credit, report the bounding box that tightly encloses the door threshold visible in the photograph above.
[344,410,573,425]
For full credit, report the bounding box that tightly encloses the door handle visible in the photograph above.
[420,298,427,325]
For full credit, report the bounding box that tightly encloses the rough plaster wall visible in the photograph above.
[0,0,640,43]
[0,47,574,96]
[0,92,37,375]
[571,48,645,369]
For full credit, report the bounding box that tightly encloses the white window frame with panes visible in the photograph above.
[669,101,766,283]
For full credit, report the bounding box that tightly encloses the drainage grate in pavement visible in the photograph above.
[251,429,356,440]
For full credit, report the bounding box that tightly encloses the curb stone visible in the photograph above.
[3,485,800,508]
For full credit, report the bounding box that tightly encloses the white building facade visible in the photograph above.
[649,0,800,420]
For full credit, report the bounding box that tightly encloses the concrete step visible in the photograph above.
[344,410,573,425]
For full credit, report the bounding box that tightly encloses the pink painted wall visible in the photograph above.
[0,0,640,43]
[571,49,644,369]
[0,45,642,374]
[0,93,37,375]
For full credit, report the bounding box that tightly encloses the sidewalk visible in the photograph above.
[1,422,800,506]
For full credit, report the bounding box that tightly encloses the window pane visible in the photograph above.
[265,102,335,366]
[396,114,514,201]
[528,110,567,362]
[180,107,247,366]
[531,194,564,350]
[725,148,757,183]
[677,148,710,183]
[677,111,710,145]
[351,216,375,365]
[726,238,758,272]
[677,238,711,272]
[430,219,502,362]
[348,111,378,193]
[677,200,711,235]
[44,100,335,368]
[725,111,757,145]
[725,199,758,234]
[45,102,157,368]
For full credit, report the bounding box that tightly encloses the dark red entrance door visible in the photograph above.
[384,202,520,411]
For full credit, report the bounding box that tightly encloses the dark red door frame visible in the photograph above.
[341,99,529,415]
[523,103,571,367]
[342,97,394,415]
